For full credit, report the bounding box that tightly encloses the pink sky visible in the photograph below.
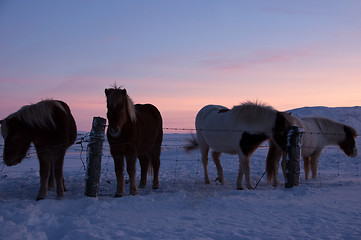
[1,1,360,132]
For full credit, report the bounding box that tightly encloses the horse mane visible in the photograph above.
[231,101,277,125]
[109,84,137,123]
[303,116,357,136]
[125,94,137,123]
[9,100,65,129]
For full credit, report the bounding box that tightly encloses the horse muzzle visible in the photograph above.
[3,154,22,166]
[349,147,358,158]
[108,127,121,138]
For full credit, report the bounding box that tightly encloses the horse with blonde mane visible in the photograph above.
[266,116,358,186]
[105,86,163,197]
[1,100,77,200]
[186,101,296,190]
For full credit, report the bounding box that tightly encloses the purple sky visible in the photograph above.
[1,1,361,131]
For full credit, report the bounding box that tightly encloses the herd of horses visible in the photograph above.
[0,85,358,200]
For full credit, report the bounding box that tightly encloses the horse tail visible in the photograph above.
[266,140,283,185]
[184,134,199,152]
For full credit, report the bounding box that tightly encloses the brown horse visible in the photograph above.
[0,100,77,200]
[105,86,163,197]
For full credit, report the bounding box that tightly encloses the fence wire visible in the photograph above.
[0,128,360,199]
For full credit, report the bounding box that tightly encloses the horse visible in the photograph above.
[105,86,163,197]
[0,100,77,200]
[266,116,358,186]
[185,101,296,190]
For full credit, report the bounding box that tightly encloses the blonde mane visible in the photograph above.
[109,84,137,123]
[231,101,277,125]
[125,94,137,123]
[14,100,65,129]
[1,100,65,139]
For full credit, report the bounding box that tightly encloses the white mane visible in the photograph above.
[231,101,277,125]
[125,94,137,123]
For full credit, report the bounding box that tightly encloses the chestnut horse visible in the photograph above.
[186,101,296,190]
[105,86,163,197]
[0,100,77,200]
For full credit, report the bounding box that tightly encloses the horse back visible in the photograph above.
[32,100,77,149]
[134,104,163,151]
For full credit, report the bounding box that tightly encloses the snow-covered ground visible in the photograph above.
[1,107,361,239]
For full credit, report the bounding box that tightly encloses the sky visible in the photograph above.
[1,0,361,131]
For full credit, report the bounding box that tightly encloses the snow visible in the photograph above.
[1,107,361,240]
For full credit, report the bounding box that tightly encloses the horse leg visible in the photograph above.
[310,150,322,179]
[266,141,283,187]
[243,156,253,190]
[113,155,125,197]
[303,156,311,180]
[36,150,52,200]
[151,146,161,190]
[138,154,148,188]
[54,150,66,199]
[237,154,253,190]
[236,156,244,190]
[126,153,138,195]
[212,151,224,184]
[196,133,211,184]
[48,161,55,190]
[200,145,210,184]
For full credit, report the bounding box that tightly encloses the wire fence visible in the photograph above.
[0,128,360,200]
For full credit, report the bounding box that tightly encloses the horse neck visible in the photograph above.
[303,118,345,147]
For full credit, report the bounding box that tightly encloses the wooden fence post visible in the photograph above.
[285,126,303,188]
[85,117,106,197]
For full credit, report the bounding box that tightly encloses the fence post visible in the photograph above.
[85,117,106,197]
[285,126,303,188]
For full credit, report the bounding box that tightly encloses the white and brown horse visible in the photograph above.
[266,116,358,186]
[1,100,77,200]
[105,86,163,197]
[186,101,296,190]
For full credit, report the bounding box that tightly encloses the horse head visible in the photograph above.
[105,87,136,138]
[339,126,358,158]
[1,117,31,166]
[272,112,298,151]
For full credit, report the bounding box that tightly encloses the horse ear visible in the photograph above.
[121,89,127,95]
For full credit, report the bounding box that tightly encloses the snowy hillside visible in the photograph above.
[0,106,361,239]
[288,106,361,134]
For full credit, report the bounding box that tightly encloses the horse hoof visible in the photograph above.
[152,184,159,189]
[114,194,123,198]
[139,184,146,189]
[215,178,225,184]
[236,186,244,190]
[36,196,45,201]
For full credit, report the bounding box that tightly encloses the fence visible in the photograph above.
[0,126,360,200]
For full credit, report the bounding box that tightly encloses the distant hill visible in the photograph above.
[287,106,361,134]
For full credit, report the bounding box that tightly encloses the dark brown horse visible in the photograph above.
[0,100,77,200]
[105,86,163,197]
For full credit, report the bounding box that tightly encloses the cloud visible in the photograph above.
[199,45,318,71]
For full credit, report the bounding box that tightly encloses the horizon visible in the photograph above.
[1,1,360,131]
